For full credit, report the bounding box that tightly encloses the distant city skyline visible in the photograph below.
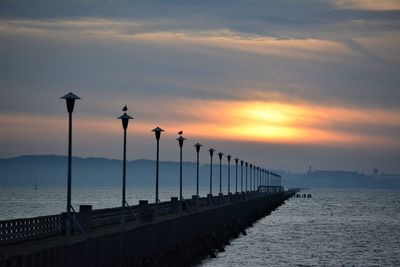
[1,0,399,173]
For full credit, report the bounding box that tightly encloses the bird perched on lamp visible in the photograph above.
[122,105,128,112]
[177,130,183,135]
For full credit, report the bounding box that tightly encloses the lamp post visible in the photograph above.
[240,160,244,193]
[194,143,202,197]
[117,105,133,229]
[254,166,256,191]
[253,166,256,191]
[218,152,224,205]
[60,92,80,236]
[152,127,164,206]
[257,167,259,191]
[177,135,186,205]
[217,152,224,197]
[263,169,265,187]
[249,164,252,192]
[226,155,232,194]
[261,169,264,186]
[208,148,215,196]
[234,158,239,194]
[245,162,248,193]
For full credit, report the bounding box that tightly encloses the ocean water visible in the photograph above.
[0,186,207,220]
[1,187,399,266]
[200,189,400,266]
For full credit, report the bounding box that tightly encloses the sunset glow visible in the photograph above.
[2,99,398,149]
[1,0,399,172]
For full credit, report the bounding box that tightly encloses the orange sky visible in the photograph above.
[2,99,399,148]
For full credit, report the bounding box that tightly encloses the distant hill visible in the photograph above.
[1,155,399,189]
[0,155,227,187]
[281,170,400,189]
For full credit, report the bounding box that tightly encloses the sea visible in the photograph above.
[1,187,399,266]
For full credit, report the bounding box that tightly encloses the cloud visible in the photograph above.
[1,0,400,172]
[335,0,400,10]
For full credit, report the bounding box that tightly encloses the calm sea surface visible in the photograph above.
[1,187,399,266]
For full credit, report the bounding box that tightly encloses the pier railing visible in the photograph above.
[0,214,62,245]
[0,186,285,246]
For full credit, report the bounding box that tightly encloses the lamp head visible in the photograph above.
[176,136,186,147]
[60,92,81,114]
[117,106,134,130]
[194,142,202,153]
[152,126,164,141]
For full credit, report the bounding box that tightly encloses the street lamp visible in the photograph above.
[177,135,186,205]
[194,143,202,197]
[240,160,244,193]
[262,169,265,187]
[254,165,256,191]
[117,105,133,229]
[208,148,215,196]
[245,162,248,193]
[60,92,80,236]
[152,127,164,206]
[217,152,224,197]
[234,158,239,194]
[226,155,232,194]
[253,166,256,191]
[257,167,259,191]
[249,164,252,192]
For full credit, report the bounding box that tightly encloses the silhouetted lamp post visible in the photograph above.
[177,135,186,203]
[226,155,232,194]
[152,127,164,205]
[257,167,259,191]
[208,148,215,195]
[253,166,256,191]
[60,92,80,236]
[261,169,264,187]
[254,166,256,191]
[217,152,224,196]
[262,169,267,186]
[249,164,253,192]
[240,160,244,192]
[234,158,239,194]
[245,162,248,192]
[194,143,202,197]
[117,105,133,229]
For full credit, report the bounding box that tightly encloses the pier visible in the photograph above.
[0,186,298,267]
[0,94,300,266]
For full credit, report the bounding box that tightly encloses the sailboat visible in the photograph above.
[34,179,38,190]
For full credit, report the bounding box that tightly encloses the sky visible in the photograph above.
[1,0,399,173]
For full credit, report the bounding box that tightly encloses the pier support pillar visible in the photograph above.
[192,195,198,211]
[207,194,213,207]
[169,197,180,214]
[139,200,153,223]
[218,193,223,206]
[228,192,232,203]
[78,205,92,232]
